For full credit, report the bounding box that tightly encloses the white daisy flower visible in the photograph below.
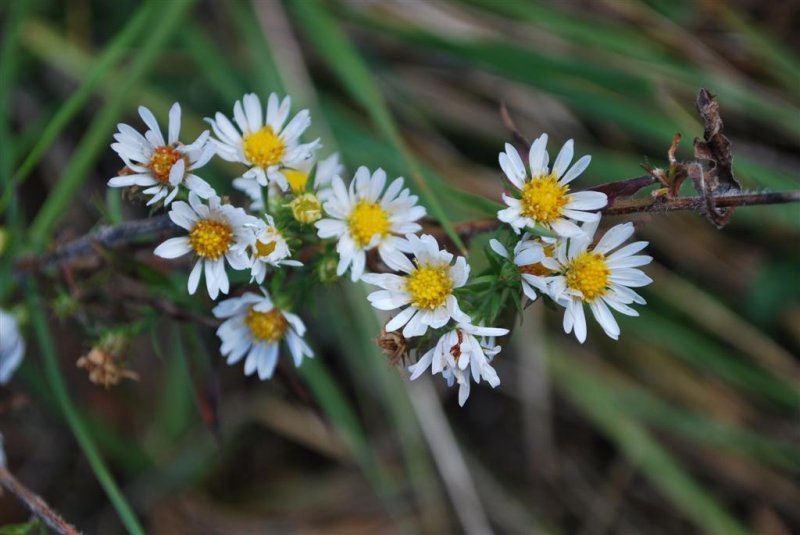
[108,103,216,206]
[362,234,470,338]
[489,234,557,301]
[154,192,257,299]
[213,289,313,380]
[497,134,607,237]
[315,167,426,281]
[0,308,25,385]
[543,220,653,343]
[206,93,320,191]
[408,323,507,406]
[243,214,302,284]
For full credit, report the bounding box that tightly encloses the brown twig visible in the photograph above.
[13,215,175,272]
[10,189,800,274]
[429,189,800,241]
[0,465,81,535]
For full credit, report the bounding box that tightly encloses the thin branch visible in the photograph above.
[0,465,81,535]
[436,189,800,240]
[13,215,175,272]
[603,190,800,215]
[10,189,800,274]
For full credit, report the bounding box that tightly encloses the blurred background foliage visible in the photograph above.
[0,0,799,533]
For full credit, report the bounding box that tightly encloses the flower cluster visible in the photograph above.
[105,95,652,406]
[491,134,652,343]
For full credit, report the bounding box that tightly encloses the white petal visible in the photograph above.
[489,239,509,258]
[560,155,591,185]
[167,102,181,145]
[386,306,416,332]
[153,237,191,258]
[595,223,635,254]
[528,133,549,177]
[188,260,203,295]
[552,139,574,179]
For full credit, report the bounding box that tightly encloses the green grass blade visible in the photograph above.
[288,0,466,252]
[0,0,32,300]
[25,279,145,535]
[27,0,196,250]
[223,1,285,96]
[0,0,158,216]
[295,356,393,492]
[180,24,245,103]
[548,347,753,535]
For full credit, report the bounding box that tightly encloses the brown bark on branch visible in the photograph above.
[10,189,800,275]
[0,465,81,535]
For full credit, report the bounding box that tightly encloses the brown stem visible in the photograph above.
[0,465,81,535]
[603,190,800,215]
[438,190,800,240]
[10,190,800,275]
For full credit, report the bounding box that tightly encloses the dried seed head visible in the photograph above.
[77,341,138,389]
[375,327,410,367]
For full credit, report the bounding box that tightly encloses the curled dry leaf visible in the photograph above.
[693,88,741,227]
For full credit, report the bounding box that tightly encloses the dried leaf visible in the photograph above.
[692,88,741,227]
[694,88,741,194]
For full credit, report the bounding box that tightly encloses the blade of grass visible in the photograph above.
[0,0,32,301]
[17,19,214,151]
[548,345,753,535]
[628,312,800,410]
[224,1,285,95]
[0,0,159,216]
[288,0,466,252]
[28,0,196,250]
[459,0,800,138]
[322,100,502,218]
[336,284,450,532]
[574,355,800,470]
[179,23,246,104]
[294,356,394,493]
[348,7,800,142]
[25,279,145,535]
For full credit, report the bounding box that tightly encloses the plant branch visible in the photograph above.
[10,189,800,275]
[0,465,80,535]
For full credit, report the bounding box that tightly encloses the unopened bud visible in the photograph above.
[290,193,322,224]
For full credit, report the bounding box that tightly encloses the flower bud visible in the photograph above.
[290,193,322,224]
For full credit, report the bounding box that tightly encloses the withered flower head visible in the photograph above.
[77,336,138,389]
[375,327,410,367]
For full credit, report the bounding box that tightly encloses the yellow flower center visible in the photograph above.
[245,307,288,343]
[406,264,453,310]
[348,201,390,248]
[189,219,233,260]
[254,238,278,258]
[242,126,285,168]
[284,169,309,193]
[519,244,555,277]
[520,174,569,224]
[565,251,610,302]
[290,193,322,224]
[149,146,185,184]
